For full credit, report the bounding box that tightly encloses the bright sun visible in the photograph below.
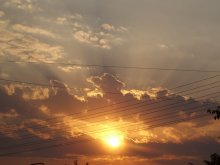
[106,136,121,147]
[102,134,123,148]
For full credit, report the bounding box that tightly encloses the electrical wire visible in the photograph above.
[2,60,220,73]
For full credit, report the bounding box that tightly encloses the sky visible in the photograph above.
[0,0,220,165]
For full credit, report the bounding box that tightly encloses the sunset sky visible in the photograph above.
[0,0,220,165]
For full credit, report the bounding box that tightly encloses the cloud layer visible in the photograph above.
[1,0,220,165]
[0,73,219,165]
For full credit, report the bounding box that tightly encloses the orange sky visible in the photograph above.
[0,0,220,165]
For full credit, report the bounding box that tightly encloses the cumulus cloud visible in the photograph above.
[2,36,64,62]
[21,119,53,140]
[85,89,103,98]
[101,23,128,33]
[0,73,218,142]
[99,39,111,49]
[0,19,64,62]
[12,24,57,38]
[101,24,115,31]
[73,30,111,49]
[56,14,82,25]
[121,89,148,100]
[3,0,40,13]
[74,30,91,43]
[57,66,85,73]
[70,17,128,49]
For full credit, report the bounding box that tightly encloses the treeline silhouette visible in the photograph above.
[64,160,89,165]
[189,153,220,165]
[188,107,220,165]
[207,106,220,120]
[30,160,89,165]
[30,154,220,165]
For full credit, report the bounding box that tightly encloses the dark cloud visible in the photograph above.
[0,72,219,165]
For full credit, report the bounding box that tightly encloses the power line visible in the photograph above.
[0,81,218,153]
[0,108,213,153]
[1,93,219,152]
[0,75,220,155]
[1,76,220,96]
[2,60,220,73]
[1,78,220,136]
[1,100,216,151]
[1,74,219,129]
[0,112,213,157]
[1,78,220,140]
[0,74,219,128]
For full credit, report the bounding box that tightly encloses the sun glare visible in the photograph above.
[102,133,124,148]
[106,136,121,147]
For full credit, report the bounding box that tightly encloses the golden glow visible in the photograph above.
[102,133,124,148]
[106,135,121,147]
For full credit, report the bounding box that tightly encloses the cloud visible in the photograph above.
[3,0,41,13]
[101,23,128,33]
[0,73,219,143]
[0,72,219,163]
[57,66,85,73]
[101,24,115,31]
[117,26,129,33]
[132,121,220,144]
[121,89,148,100]
[21,119,53,140]
[159,44,169,49]
[56,14,82,25]
[0,11,5,17]
[73,30,111,49]
[74,30,92,44]
[85,74,220,144]
[99,39,111,49]
[12,24,57,38]
[56,17,68,24]
[85,89,103,98]
[87,73,125,93]
[2,36,64,62]
[70,16,128,49]
[0,108,19,120]
[0,18,64,62]
[19,86,50,101]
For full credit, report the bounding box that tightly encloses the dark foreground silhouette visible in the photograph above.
[30,154,220,165]
[188,153,220,165]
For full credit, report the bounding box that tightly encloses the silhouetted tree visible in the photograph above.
[186,107,220,165]
[204,153,220,165]
[207,106,220,120]
[205,107,220,165]
[188,163,194,165]
[208,106,220,139]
